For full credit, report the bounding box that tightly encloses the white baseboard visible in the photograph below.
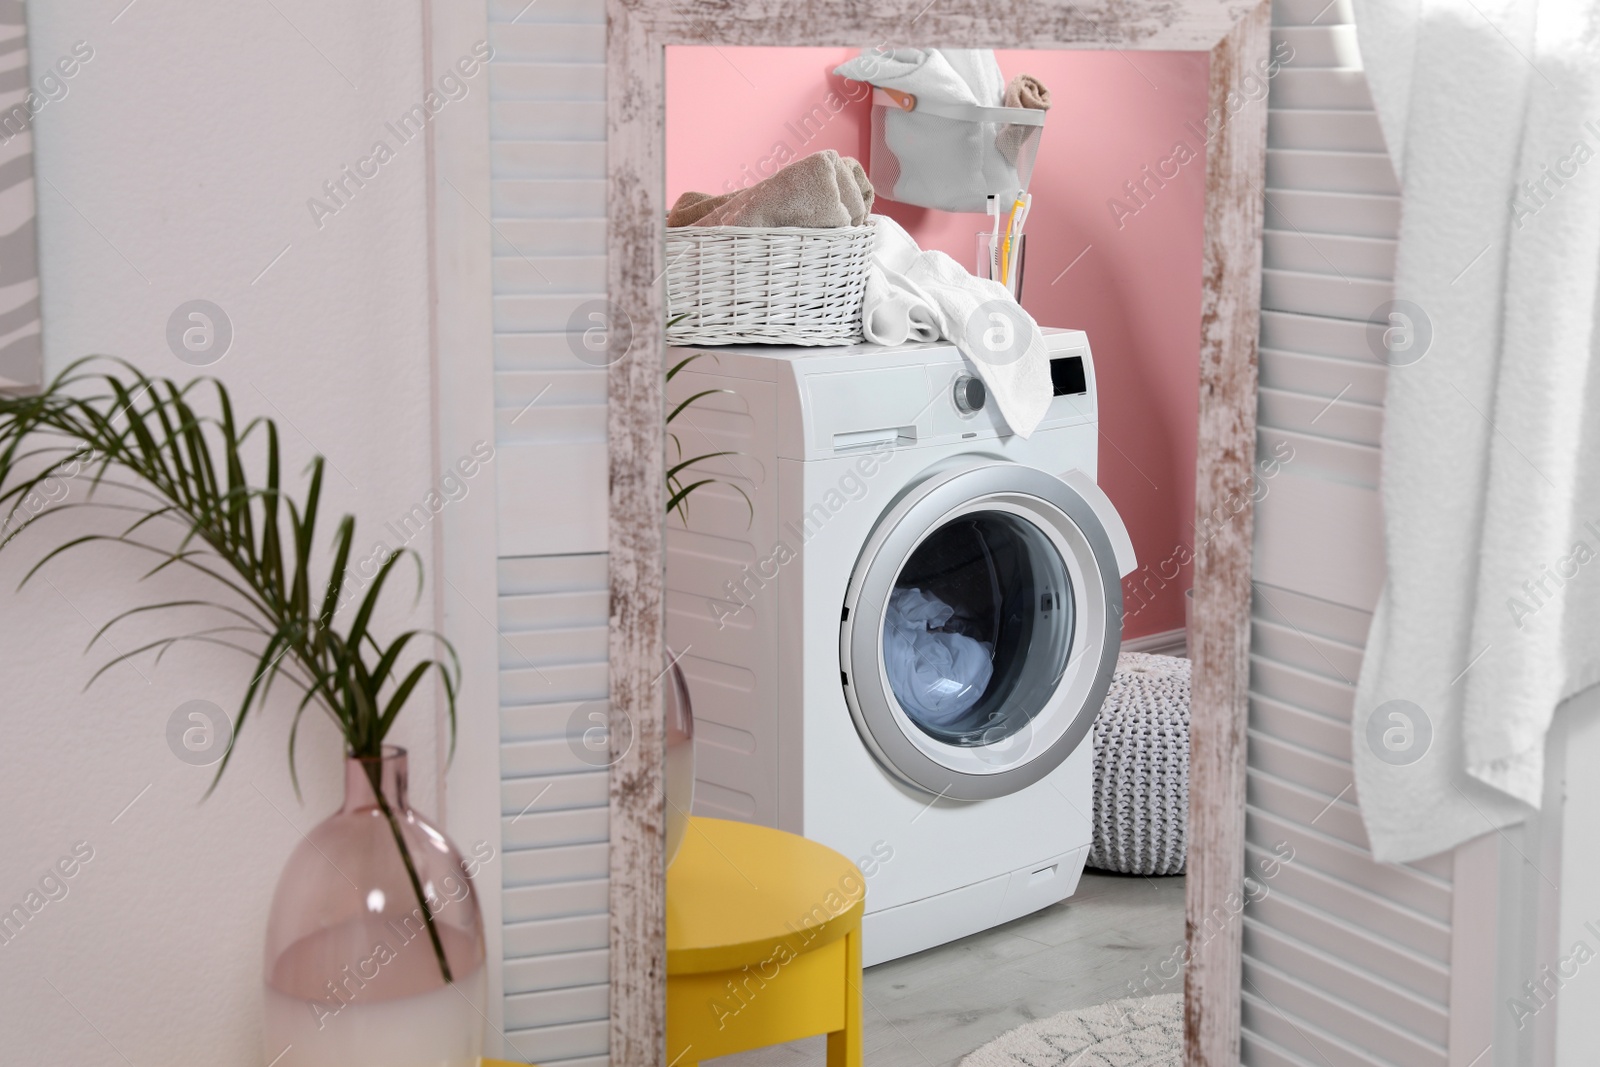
[1122,627,1188,658]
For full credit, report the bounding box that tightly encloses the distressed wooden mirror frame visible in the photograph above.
[605,3,1268,1063]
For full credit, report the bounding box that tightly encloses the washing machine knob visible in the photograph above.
[953,375,987,414]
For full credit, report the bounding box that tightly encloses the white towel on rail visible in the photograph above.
[1350,0,1600,862]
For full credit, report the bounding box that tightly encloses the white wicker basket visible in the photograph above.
[664,222,874,346]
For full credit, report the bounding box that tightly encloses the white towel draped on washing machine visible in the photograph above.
[883,587,994,727]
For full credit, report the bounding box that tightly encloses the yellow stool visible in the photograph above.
[667,816,865,1066]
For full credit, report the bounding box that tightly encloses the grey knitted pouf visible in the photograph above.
[1088,652,1190,876]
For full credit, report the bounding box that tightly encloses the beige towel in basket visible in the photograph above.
[667,150,874,228]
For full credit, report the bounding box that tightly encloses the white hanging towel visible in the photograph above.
[861,215,1052,437]
[1349,0,1600,862]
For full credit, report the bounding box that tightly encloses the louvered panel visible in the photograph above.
[1244,958,1447,1065]
[1258,385,1382,447]
[495,255,607,294]
[1243,919,1448,1044]
[495,402,606,445]
[1268,110,1386,152]
[1252,581,1374,648]
[494,369,606,408]
[1252,467,1385,610]
[1246,890,1452,1003]
[488,0,604,23]
[505,949,610,995]
[503,878,609,922]
[1270,69,1376,110]
[1261,267,1392,321]
[1248,770,1452,888]
[1248,769,1368,856]
[496,332,610,373]
[1270,26,1363,68]
[497,424,607,556]
[1267,150,1399,196]
[490,23,605,63]
[492,100,606,141]
[494,549,610,1047]
[500,1018,609,1065]
[493,178,607,218]
[1245,842,1451,960]
[497,293,608,332]
[1242,990,1395,1067]
[517,1056,606,1067]
[503,807,609,850]
[493,142,607,180]
[490,62,606,101]
[504,984,609,1031]
[1265,190,1400,238]
[499,554,608,595]
[500,659,607,704]
[1263,230,1395,280]
[1252,617,1364,682]
[1248,807,1452,922]
[503,700,600,743]
[1260,309,1372,362]
[1243,1030,1326,1067]
[499,625,607,668]
[503,842,609,887]
[503,771,609,812]
[1271,0,1354,24]
[500,738,608,780]
[493,218,606,257]
[1249,730,1355,799]
[500,589,609,630]
[1250,694,1351,763]
[1259,426,1381,489]
[1260,349,1387,404]
[1252,654,1357,722]
[504,914,609,958]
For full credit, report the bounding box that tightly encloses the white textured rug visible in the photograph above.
[958,994,1182,1066]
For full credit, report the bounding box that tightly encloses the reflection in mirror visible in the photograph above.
[661,44,1207,1065]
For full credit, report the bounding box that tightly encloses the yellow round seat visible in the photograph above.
[667,816,865,1066]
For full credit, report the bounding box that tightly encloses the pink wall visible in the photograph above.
[666,46,1209,639]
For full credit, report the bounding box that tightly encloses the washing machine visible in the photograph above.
[665,329,1136,965]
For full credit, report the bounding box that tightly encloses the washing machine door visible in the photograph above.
[839,459,1137,801]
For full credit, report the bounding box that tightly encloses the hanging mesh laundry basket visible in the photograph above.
[1089,652,1191,877]
[869,89,1046,213]
[664,222,874,346]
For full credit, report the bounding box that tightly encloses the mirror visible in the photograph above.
[602,6,1270,1063]
[659,44,1205,1065]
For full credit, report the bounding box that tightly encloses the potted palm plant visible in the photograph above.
[0,359,484,1067]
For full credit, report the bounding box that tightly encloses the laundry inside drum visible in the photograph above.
[882,510,1075,747]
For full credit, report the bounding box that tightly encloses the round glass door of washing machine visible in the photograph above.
[839,459,1127,800]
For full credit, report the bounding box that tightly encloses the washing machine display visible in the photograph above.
[840,461,1126,801]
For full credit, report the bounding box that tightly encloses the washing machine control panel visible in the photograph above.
[952,374,987,414]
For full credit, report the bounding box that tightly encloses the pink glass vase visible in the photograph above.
[262,747,487,1067]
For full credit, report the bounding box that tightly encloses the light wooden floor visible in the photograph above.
[708,870,1186,1066]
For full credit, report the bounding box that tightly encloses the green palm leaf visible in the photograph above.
[0,357,463,983]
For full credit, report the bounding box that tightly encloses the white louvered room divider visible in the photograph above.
[487,0,612,1062]
[1243,3,1469,1065]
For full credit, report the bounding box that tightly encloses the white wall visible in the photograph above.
[2,4,452,1063]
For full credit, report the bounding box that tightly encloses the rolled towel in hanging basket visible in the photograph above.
[1088,652,1191,877]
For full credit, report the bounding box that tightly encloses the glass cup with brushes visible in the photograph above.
[978,190,1032,301]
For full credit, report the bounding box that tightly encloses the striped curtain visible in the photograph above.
[0,0,42,391]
